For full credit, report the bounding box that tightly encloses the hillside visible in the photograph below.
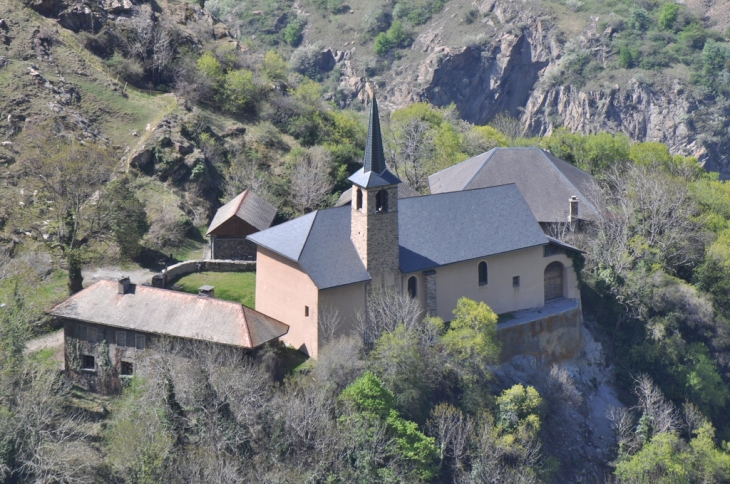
[209,0,730,176]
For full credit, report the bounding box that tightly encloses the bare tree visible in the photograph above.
[355,286,423,345]
[427,403,473,475]
[633,374,681,436]
[290,146,334,213]
[384,115,434,192]
[319,304,342,347]
[121,6,176,85]
[489,112,523,142]
[607,406,637,455]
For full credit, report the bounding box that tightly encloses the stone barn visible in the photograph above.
[206,190,277,260]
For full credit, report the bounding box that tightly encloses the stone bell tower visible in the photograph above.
[349,87,401,286]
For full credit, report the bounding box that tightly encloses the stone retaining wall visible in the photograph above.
[153,259,256,286]
[497,306,583,363]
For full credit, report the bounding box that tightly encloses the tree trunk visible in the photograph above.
[67,250,84,294]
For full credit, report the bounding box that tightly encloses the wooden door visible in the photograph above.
[544,262,564,301]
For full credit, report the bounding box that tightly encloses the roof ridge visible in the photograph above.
[463,148,498,190]
[539,150,601,217]
[239,304,254,348]
[237,189,249,214]
[296,210,319,261]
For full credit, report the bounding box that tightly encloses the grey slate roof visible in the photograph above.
[398,185,548,273]
[348,94,401,188]
[206,190,277,236]
[48,280,289,348]
[428,147,601,223]
[249,184,548,287]
[248,207,370,290]
[335,182,421,207]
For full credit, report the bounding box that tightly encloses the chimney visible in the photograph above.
[198,285,215,298]
[118,276,131,295]
[569,196,579,223]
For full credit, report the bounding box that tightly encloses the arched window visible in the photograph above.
[376,189,388,212]
[407,276,417,299]
[478,261,488,286]
[355,188,363,210]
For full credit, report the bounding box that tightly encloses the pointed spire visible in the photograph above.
[363,91,386,175]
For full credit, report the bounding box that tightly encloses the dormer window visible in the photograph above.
[356,188,363,211]
[376,189,388,213]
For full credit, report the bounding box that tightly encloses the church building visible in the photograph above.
[248,94,582,358]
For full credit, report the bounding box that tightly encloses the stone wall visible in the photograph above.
[154,260,256,286]
[497,305,583,363]
[212,237,257,260]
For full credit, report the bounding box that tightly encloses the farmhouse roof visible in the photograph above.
[428,147,601,223]
[334,182,420,207]
[206,190,277,236]
[48,280,289,348]
[248,184,548,288]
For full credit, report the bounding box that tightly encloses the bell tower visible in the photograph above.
[349,88,401,286]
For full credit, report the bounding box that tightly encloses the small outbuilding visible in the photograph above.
[206,190,277,260]
[48,278,289,392]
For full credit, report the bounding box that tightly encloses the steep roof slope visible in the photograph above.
[48,280,288,348]
[428,148,601,223]
[206,190,277,235]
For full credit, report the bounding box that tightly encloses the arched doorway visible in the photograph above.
[544,261,564,301]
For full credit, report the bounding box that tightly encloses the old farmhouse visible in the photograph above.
[206,189,277,260]
[48,278,289,391]
[248,95,582,358]
[429,147,601,232]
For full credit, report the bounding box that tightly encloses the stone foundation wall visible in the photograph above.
[213,237,257,260]
[497,306,583,363]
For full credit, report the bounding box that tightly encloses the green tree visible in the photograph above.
[496,384,543,433]
[628,6,651,32]
[18,130,116,293]
[658,3,680,31]
[283,19,305,47]
[619,46,634,68]
[442,298,501,383]
[107,178,149,260]
[222,69,258,113]
[261,50,289,82]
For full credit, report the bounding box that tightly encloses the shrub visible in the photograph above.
[283,19,305,47]
[373,21,412,56]
[262,50,288,82]
[628,6,651,32]
[106,53,145,85]
[619,46,634,68]
[658,3,680,31]
[289,44,323,78]
[362,7,391,37]
[222,69,258,113]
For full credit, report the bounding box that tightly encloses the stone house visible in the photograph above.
[206,190,277,260]
[428,147,601,233]
[48,278,288,392]
[248,95,583,359]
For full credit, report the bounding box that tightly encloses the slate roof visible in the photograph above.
[48,280,289,348]
[249,184,548,288]
[335,182,421,207]
[248,207,371,290]
[428,147,601,223]
[398,185,548,273]
[206,190,277,236]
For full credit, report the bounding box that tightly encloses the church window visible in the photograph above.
[478,261,488,286]
[407,276,417,299]
[376,189,388,213]
[305,306,310,317]
[513,276,520,287]
[356,188,363,210]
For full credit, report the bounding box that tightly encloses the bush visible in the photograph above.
[222,69,258,113]
[283,19,305,47]
[106,53,145,85]
[373,21,412,56]
[362,7,391,37]
[658,3,680,31]
[628,5,651,32]
[619,46,634,68]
